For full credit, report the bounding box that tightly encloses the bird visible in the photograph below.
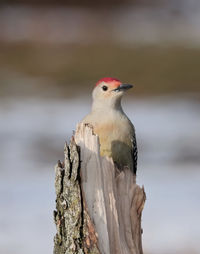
[81,77,137,174]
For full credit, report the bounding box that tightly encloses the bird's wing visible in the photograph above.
[131,131,138,174]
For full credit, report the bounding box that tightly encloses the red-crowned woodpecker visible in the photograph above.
[81,77,137,174]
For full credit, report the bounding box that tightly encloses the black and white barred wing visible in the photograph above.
[131,132,138,174]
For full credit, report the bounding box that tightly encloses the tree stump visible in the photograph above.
[54,124,146,254]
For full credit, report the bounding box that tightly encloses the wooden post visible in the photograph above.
[54,124,146,254]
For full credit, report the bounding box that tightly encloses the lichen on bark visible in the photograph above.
[53,138,100,254]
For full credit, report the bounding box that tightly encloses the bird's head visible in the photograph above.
[92,77,133,110]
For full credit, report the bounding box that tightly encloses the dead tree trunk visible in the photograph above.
[54,124,146,254]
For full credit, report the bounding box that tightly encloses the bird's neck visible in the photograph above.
[91,98,123,114]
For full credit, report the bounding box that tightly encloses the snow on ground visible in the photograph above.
[0,96,200,254]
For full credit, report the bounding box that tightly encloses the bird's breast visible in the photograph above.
[93,117,133,164]
[81,111,134,169]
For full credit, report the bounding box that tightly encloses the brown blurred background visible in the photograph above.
[0,1,200,254]
[0,0,200,99]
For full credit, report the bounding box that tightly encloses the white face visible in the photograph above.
[92,81,132,102]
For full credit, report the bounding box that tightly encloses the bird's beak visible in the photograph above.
[113,83,133,92]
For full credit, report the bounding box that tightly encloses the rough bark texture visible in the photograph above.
[54,138,100,254]
[54,124,146,254]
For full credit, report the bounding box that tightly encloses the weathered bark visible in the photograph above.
[54,138,100,254]
[54,124,146,254]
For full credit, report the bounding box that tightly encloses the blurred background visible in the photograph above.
[0,0,200,253]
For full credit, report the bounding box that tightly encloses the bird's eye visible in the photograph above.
[102,86,108,91]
